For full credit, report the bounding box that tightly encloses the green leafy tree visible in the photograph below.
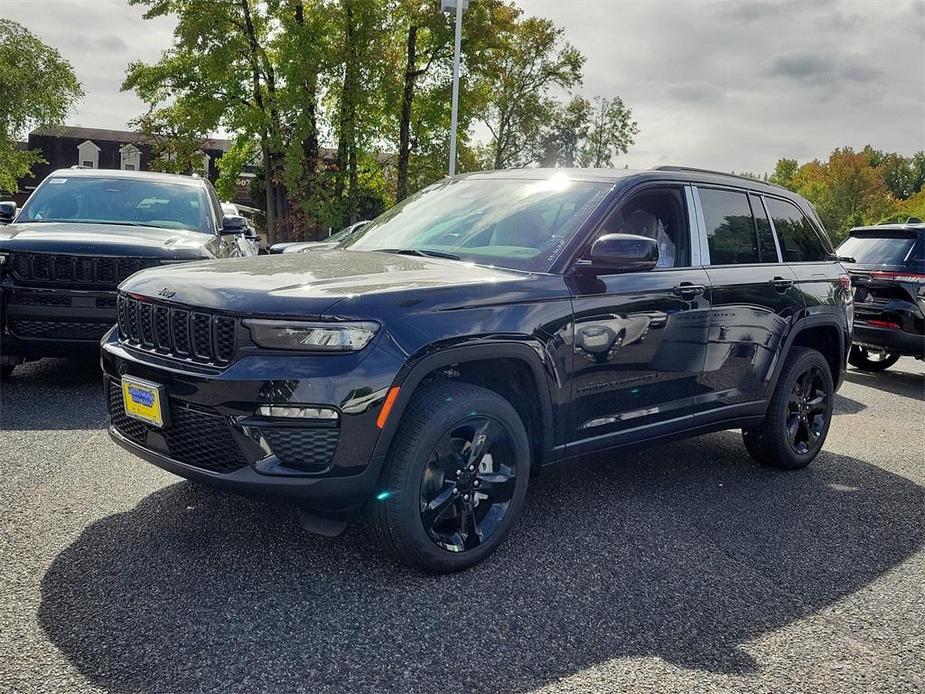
[577,96,638,168]
[476,15,584,169]
[770,158,799,189]
[0,20,83,193]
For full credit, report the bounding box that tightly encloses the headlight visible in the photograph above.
[244,319,379,352]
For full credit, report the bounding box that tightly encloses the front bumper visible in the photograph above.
[1,283,117,358]
[102,332,406,513]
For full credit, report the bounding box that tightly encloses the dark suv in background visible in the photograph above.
[0,169,256,378]
[102,167,851,573]
[837,222,924,371]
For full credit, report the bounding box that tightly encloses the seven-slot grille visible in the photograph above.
[117,294,237,365]
[11,253,158,288]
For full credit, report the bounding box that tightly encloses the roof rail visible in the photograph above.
[652,165,788,190]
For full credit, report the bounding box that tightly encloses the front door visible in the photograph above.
[566,184,711,456]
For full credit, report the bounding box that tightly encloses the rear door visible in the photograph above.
[693,186,804,424]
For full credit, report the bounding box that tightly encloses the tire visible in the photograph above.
[848,345,900,372]
[0,363,14,381]
[368,382,530,573]
[742,346,834,470]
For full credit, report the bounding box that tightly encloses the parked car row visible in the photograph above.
[1,165,920,573]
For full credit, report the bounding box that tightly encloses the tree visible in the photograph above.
[534,96,589,167]
[770,158,799,189]
[577,96,638,168]
[0,20,83,193]
[476,15,584,169]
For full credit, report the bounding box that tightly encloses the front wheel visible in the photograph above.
[368,382,530,573]
[743,347,834,470]
[848,345,900,372]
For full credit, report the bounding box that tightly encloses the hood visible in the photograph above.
[120,249,528,317]
[0,221,210,258]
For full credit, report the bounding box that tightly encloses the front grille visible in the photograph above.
[9,319,112,341]
[117,294,238,365]
[262,427,339,472]
[11,253,158,288]
[7,294,73,307]
[108,382,250,474]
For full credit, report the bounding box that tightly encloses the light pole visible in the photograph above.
[441,0,469,176]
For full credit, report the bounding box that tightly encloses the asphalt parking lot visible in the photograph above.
[0,357,923,693]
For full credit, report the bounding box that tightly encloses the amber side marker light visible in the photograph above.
[377,387,401,429]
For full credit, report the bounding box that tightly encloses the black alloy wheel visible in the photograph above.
[368,382,530,573]
[420,417,518,553]
[742,346,834,470]
[785,365,829,455]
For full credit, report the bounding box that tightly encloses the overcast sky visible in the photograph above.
[5,0,924,174]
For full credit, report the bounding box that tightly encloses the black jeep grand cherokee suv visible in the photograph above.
[0,168,254,378]
[837,222,924,371]
[103,167,851,572]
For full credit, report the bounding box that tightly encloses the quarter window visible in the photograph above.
[699,188,759,265]
[765,198,829,262]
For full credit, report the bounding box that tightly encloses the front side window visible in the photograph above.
[699,188,760,265]
[18,176,213,233]
[765,197,830,262]
[597,187,690,268]
[344,176,611,272]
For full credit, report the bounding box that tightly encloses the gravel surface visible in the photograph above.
[1,357,923,693]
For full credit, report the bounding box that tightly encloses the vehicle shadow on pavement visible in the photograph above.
[39,433,924,693]
[0,358,104,430]
[845,366,925,401]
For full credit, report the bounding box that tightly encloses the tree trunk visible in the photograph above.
[396,24,418,202]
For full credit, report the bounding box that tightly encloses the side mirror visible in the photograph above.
[220,214,248,234]
[0,201,17,225]
[589,233,659,273]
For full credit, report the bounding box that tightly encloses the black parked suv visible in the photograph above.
[102,167,851,572]
[837,222,924,371]
[0,168,256,378]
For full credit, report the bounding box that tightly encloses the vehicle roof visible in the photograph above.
[458,166,793,196]
[47,168,208,187]
[849,223,925,233]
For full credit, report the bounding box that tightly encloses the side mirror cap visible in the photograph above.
[220,214,248,234]
[588,233,659,273]
[0,201,17,224]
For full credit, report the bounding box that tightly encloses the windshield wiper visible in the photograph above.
[379,248,461,261]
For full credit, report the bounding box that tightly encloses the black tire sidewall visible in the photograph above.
[773,349,835,467]
[381,384,530,572]
[849,346,900,371]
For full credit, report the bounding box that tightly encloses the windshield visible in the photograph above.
[343,176,611,272]
[838,233,918,266]
[19,176,214,233]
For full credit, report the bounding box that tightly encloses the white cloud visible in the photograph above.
[7,0,925,174]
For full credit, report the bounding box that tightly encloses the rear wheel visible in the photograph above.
[743,347,834,470]
[848,345,900,372]
[368,382,530,573]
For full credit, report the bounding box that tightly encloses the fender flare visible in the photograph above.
[371,341,558,462]
[769,313,848,393]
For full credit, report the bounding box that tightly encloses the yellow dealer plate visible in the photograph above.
[121,376,167,428]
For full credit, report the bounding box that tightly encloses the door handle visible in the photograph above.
[673,283,705,299]
[770,276,794,292]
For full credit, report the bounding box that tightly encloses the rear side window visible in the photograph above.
[766,198,829,262]
[750,195,779,263]
[699,188,759,265]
